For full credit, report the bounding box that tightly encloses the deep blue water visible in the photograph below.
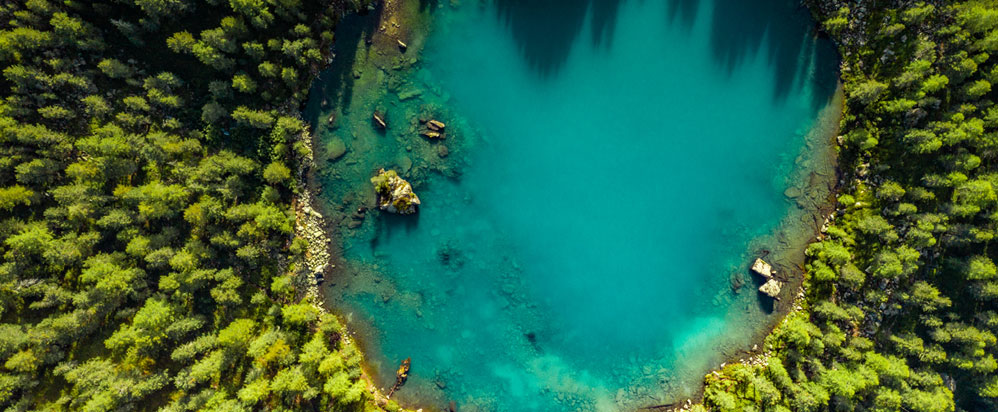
[310,0,838,410]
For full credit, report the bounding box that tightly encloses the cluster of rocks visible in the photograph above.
[347,206,367,229]
[289,126,331,306]
[370,168,421,214]
[419,118,446,139]
[751,258,783,299]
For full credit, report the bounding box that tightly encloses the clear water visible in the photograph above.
[308,0,838,410]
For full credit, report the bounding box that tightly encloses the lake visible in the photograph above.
[304,0,839,410]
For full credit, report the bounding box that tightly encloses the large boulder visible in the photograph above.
[371,169,420,214]
[759,279,782,298]
[751,258,773,278]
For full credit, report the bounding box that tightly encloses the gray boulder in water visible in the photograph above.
[751,258,773,278]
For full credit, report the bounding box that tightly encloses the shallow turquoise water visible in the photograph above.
[313,0,838,410]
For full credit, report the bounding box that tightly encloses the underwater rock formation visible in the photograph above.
[371,168,421,214]
[326,137,346,161]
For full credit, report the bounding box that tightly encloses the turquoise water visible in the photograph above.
[309,0,838,410]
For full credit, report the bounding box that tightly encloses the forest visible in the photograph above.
[0,0,996,412]
[701,1,998,411]
[0,0,400,411]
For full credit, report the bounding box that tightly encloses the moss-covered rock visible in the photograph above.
[370,168,420,214]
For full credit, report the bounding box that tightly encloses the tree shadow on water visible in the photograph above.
[369,211,421,252]
[492,0,838,108]
[306,3,382,123]
[419,0,439,12]
[493,0,624,77]
[668,0,840,109]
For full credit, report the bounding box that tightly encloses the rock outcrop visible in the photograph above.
[371,168,420,214]
[751,258,782,298]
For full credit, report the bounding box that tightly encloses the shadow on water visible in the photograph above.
[369,208,421,251]
[493,0,623,77]
[494,0,838,108]
[697,0,839,108]
[665,0,698,29]
[419,0,439,12]
[306,4,381,121]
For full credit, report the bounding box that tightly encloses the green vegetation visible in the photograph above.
[701,1,998,411]
[3,0,997,410]
[370,170,397,197]
[0,0,392,410]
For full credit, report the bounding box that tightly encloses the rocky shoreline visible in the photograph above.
[288,0,437,408]
[293,0,461,409]
[291,123,407,408]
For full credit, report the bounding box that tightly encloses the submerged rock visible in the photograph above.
[729,273,745,292]
[371,168,420,214]
[784,186,801,199]
[326,137,347,161]
[759,278,782,298]
[398,155,412,172]
[398,87,422,101]
[751,258,773,278]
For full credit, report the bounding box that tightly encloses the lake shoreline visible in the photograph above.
[653,82,845,411]
[295,0,441,409]
[300,1,848,410]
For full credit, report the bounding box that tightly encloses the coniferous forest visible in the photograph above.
[1,0,997,412]
[703,1,998,412]
[0,1,389,410]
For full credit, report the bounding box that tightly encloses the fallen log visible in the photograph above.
[387,357,411,398]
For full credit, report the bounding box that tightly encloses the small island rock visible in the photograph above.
[751,258,773,278]
[759,278,782,298]
[371,168,420,214]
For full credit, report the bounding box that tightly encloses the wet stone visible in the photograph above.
[398,87,422,101]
